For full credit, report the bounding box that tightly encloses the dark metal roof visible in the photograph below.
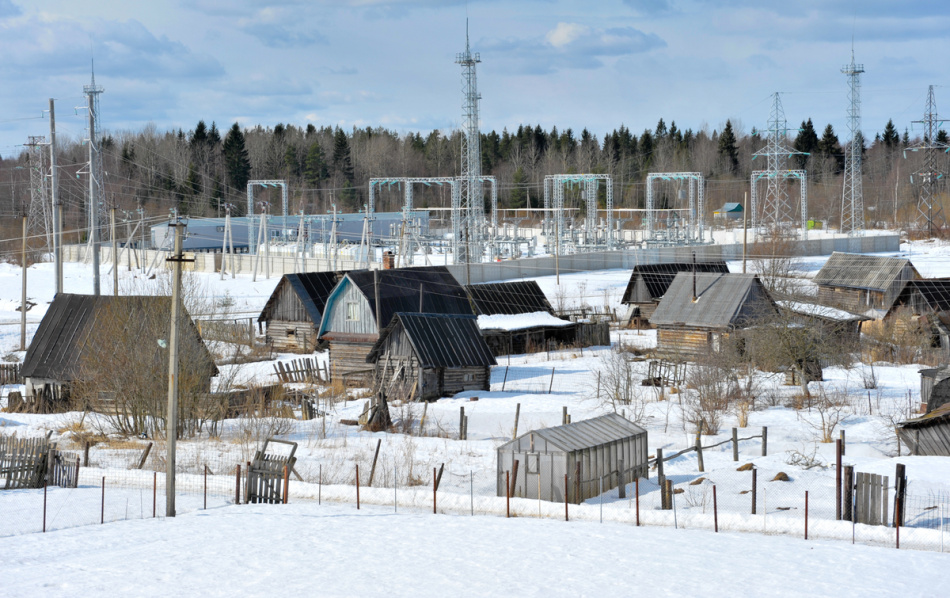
[258,271,345,323]
[21,293,217,381]
[345,266,473,328]
[466,281,553,315]
[813,252,919,291]
[889,279,950,315]
[650,272,778,329]
[622,261,730,304]
[498,413,646,453]
[367,313,496,368]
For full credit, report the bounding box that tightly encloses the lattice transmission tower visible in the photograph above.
[24,136,52,250]
[455,20,484,264]
[751,92,808,235]
[909,85,948,236]
[840,52,865,236]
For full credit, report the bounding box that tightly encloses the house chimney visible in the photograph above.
[382,251,395,270]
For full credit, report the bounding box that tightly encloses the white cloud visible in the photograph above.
[546,23,589,48]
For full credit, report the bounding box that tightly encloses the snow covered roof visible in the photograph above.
[476,311,574,331]
[777,301,869,322]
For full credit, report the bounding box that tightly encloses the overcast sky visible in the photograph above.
[1,0,949,158]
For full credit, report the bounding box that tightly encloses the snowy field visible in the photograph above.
[2,238,950,593]
[1,501,947,598]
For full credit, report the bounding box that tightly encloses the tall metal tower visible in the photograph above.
[751,92,808,235]
[24,136,52,250]
[840,52,865,236]
[84,63,105,295]
[910,85,948,235]
[455,20,483,264]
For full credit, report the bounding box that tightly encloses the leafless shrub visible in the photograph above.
[797,385,849,443]
[592,348,647,424]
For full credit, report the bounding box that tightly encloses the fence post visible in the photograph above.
[506,471,510,518]
[204,465,208,510]
[835,439,842,521]
[235,464,241,505]
[761,426,768,457]
[101,476,105,525]
[549,368,555,394]
[805,490,808,540]
[282,465,290,505]
[656,448,666,509]
[713,485,718,532]
[153,472,157,517]
[618,459,625,499]
[635,477,640,526]
[459,407,465,441]
[502,365,509,391]
[562,406,568,426]
[356,464,360,510]
[43,480,47,533]
[843,465,854,522]
[840,429,846,457]
[512,403,521,440]
[896,496,901,549]
[433,467,437,514]
[564,474,569,521]
[751,468,757,515]
[732,428,739,461]
[696,436,704,473]
[894,463,907,528]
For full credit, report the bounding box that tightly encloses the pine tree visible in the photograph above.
[304,141,328,187]
[881,119,899,149]
[793,119,819,169]
[718,120,739,174]
[509,166,528,208]
[818,124,842,172]
[332,128,354,182]
[222,123,251,198]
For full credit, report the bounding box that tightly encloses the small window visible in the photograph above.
[286,329,296,336]
[526,453,539,474]
[216,226,225,233]
[463,373,474,382]
[346,302,360,321]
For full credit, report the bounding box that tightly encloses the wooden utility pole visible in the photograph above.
[49,98,62,295]
[111,206,118,296]
[165,223,192,517]
[20,217,27,351]
[742,192,748,274]
[89,92,100,296]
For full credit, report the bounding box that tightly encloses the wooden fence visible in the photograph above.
[0,363,20,386]
[272,358,328,384]
[196,318,256,347]
[0,436,78,490]
[245,439,297,505]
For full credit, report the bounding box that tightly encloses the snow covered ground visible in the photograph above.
[1,501,946,598]
[2,237,950,587]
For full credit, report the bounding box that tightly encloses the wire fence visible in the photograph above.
[3,438,948,554]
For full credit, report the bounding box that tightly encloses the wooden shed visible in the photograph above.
[882,279,950,352]
[919,366,950,414]
[814,252,920,316]
[620,261,730,328]
[496,413,648,504]
[366,313,496,401]
[317,266,473,381]
[776,300,869,349]
[897,403,950,456]
[258,271,345,353]
[466,281,554,316]
[650,272,778,358]
[20,294,218,413]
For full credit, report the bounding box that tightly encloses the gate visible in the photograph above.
[853,472,890,526]
[245,438,298,504]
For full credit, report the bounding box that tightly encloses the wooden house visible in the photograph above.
[20,294,218,413]
[897,403,950,456]
[366,313,496,401]
[620,261,730,328]
[776,301,869,349]
[317,266,473,381]
[258,271,345,353]
[813,252,920,317]
[882,279,950,351]
[650,272,778,358]
[465,281,576,355]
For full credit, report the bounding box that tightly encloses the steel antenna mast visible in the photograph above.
[455,19,483,264]
[840,49,865,238]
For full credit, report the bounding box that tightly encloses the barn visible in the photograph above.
[20,294,218,413]
[897,404,950,456]
[620,261,730,328]
[650,272,778,358]
[813,252,920,317]
[258,271,345,353]
[366,313,496,401]
[496,413,648,504]
[317,266,473,381]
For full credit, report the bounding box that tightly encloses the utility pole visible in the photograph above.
[49,98,62,295]
[88,92,100,296]
[111,205,118,296]
[20,216,27,351]
[165,222,191,517]
[742,192,748,274]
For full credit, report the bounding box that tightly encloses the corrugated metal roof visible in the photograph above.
[21,293,217,381]
[466,281,553,315]
[499,413,646,453]
[650,272,777,328]
[367,313,496,368]
[899,279,950,313]
[813,252,919,291]
[346,266,474,328]
[258,271,345,323]
[621,261,730,304]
